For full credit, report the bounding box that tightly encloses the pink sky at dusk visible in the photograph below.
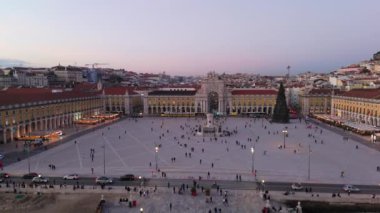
[0,0,379,75]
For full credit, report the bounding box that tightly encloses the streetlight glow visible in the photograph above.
[261,179,265,191]
[251,146,255,175]
[282,129,288,148]
[155,146,159,171]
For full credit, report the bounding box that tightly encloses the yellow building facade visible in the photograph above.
[299,89,333,116]
[0,87,103,144]
[229,90,277,115]
[331,88,380,126]
[145,90,197,115]
[103,87,143,115]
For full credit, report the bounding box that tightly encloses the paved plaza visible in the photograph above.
[4,117,380,185]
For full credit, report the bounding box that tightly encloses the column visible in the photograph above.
[61,116,65,127]
[55,116,58,128]
[49,118,53,130]
[44,119,48,130]
[21,125,26,136]
[143,96,148,115]
[10,128,14,142]
[229,102,232,114]
[51,118,55,129]
[27,123,32,133]
[68,115,72,126]
[124,96,129,115]
[66,114,70,126]
[2,130,6,144]
[56,117,60,128]
[16,125,20,138]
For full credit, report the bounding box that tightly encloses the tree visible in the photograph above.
[272,82,289,123]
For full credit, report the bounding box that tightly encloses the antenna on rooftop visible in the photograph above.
[286,65,291,78]
[84,63,108,69]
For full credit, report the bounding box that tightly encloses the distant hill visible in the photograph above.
[0,58,29,68]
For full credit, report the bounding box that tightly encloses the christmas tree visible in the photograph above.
[272,82,289,123]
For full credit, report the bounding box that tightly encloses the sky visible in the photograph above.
[0,0,379,75]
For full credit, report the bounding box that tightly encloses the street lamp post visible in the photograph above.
[251,146,255,174]
[282,129,288,148]
[103,140,106,175]
[27,141,31,173]
[308,144,311,180]
[155,146,159,171]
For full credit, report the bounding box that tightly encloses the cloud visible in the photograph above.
[0,58,29,68]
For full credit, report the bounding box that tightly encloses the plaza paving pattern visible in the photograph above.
[4,117,380,185]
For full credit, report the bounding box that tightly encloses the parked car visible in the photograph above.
[32,176,49,183]
[95,176,113,185]
[343,184,360,192]
[291,183,303,190]
[120,174,136,181]
[0,172,10,179]
[63,174,79,180]
[23,172,39,179]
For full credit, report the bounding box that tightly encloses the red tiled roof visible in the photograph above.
[159,84,201,89]
[0,88,100,106]
[103,86,139,95]
[148,90,196,96]
[104,87,128,95]
[340,88,380,99]
[73,82,98,91]
[231,89,277,95]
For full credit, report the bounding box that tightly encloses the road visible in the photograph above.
[3,176,380,195]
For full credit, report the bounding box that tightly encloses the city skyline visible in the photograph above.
[1,0,379,75]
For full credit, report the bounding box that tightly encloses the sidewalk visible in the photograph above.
[309,118,380,151]
[0,117,126,166]
[272,190,380,205]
